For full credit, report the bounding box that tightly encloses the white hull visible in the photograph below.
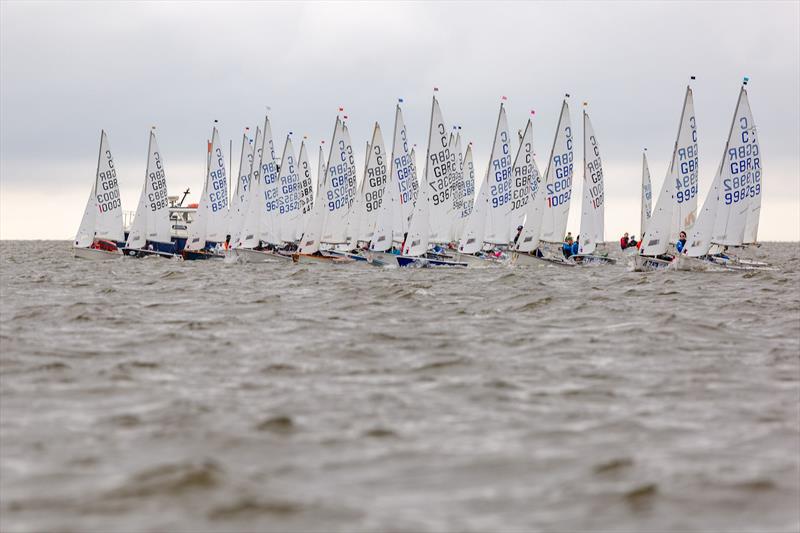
[511,251,575,267]
[672,254,717,272]
[632,254,672,272]
[365,250,401,267]
[233,248,291,263]
[572,253,616,265]
[73,247,121,261]
[452,252,503,267]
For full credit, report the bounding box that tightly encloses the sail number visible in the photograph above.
[546,146,573,208]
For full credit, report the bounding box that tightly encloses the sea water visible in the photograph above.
[1,241,798,532]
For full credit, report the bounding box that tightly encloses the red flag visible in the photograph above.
[338,107,344,112]
[501,96,507,101]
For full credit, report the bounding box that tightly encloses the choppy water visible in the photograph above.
[1,240,799,532]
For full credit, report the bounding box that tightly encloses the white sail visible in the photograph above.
[354,123,388,243]
[458,176,489,254]
[76,130,124,246]
[259,116,281,244]
[509,119,534,241]
[578,111,605,255]
[712,87,760,246]
[410,146,419,207]
[426,100,454,244]
[186,126,228,250]
[126,130,171,249]
[230,133,255,247]
[640,151,652,237]
[276,136,302,242]
[482,104,513,246]
[540,100,574,243]
[685,170,721,257]
[299,117,357,252]
[449,133,465,242]
[462,144,476,222]
[403,181,430,256]
[239,126,264,248]
[669,86,700,241]
[641,85,697,257]
[743,91,763,245]
[316,144,326,204]
[515,154,545,253]
[296,140,316,241]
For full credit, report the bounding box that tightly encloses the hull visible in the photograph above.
[73,247,121,261]
[122,248,178,259]
[632,254,672,272]
[511,251,575,267]
[292,252,355,264]
[396,255,468,268]
[181,249,223,261]
[673,254,716,272]
[452,252,504,267]
[365,250,401,267]
[571,253,617,265]
[328,250,369,262]
[234,248,291,263]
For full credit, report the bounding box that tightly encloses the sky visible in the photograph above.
[1,1,798,241]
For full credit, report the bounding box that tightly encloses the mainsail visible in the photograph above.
[404,95,450,256]
[260,116,281,244]
[276,135,302,242]
[578,110,605,255]
[509,119,534,241]
[483,104,512,246]
[540,99,574,243]
[75,130,124,246]
[299,116,357,252]
[186,126,228,250]
[711,86,760,246]
[229,132,255,246]
[669,86,700,241]
[640,85,696,257]
[239,126,264,249]
[296,140,316,241]
[426,100,454,244]
[125,129,171,249]
[640,151,652,237]
[450,133,466,241]
[355,123,388,243]
[462,144,476,222]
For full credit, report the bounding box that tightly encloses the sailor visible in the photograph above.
[562,236,574,258]
[628,235,638,248]
[676,231,687,253]
[620,232,630,250]
[223,234,231,251]
[513,225,523,245]
[571,236,580,256]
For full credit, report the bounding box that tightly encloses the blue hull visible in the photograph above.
[396,256,468,268]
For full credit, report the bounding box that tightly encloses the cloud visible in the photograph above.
[1,1,798,240]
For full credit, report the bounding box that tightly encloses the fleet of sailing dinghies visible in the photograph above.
[73,80,770,271]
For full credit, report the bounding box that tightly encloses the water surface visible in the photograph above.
[1,241,798,532]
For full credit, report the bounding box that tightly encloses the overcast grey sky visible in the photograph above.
[1,1,798,240]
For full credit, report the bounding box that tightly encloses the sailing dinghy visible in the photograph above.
[573,107,615,265]
[123,128,176,258]
[454,102,516,267]
[398,94,466,268]
[293,116,358,264]
[182,124,229,260]
[73,130,124,260]
[366,103,416,267]
[679,81,769,271]
[514,98,576,267]
[635,83,698,271]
